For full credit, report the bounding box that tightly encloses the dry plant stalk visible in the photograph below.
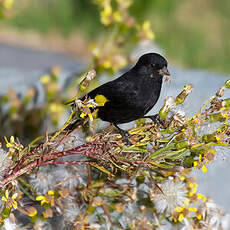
[1,81,230,189]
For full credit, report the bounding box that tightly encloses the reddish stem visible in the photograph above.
[42,160,91,166]
[0,142,103,188]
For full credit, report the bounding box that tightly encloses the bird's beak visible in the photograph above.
[158,66,170,76]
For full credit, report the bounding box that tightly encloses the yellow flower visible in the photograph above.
[188,192,193,197]
[188,182,193,188]
[175,206,184,212]
[4,136,23,151]
[142,21,155,39]
[100,4,113,25]
[4,136,15,148]
[48,190,54,195]
[173,216,178,222]
[40,75,51,84]
[36,190,55,206]
[49,103,64,113]
[88,113,93,121]
[188,182,198,197]
[201,165,207,173]
[1,190,18,209]
[102,59,112,69]
[10,136,14,143]
[27,207,37,217]
[192,184,197,194]
[113,11,122,22]
[1,189,9,202]
[188,207,197,212]
[3,0,14,10]
[197,193,207,202]
[193,161,198,169]
[80,112,87,119]
[36,195,46,205]
[178,213,184,222]
[80,108,94,121]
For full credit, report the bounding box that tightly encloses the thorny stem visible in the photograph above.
[12,115,93,175]
[42,160,92,166]
[0,142,102,188]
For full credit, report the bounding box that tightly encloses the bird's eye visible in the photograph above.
[151,63,155,68]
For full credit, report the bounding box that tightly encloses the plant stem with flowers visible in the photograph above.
[0,75,230,227]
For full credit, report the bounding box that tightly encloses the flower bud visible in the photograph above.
[202,134,216,143]
[176,84,194,105]
[216,86,225,97]
[79,70,96,91]
[224,79,230,88]
[222,98,230,107]
[159,96,176,119]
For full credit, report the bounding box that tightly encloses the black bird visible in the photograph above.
[67,53,170,144]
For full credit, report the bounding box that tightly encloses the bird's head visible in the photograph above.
[134,53,170,77]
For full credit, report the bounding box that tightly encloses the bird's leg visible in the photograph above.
[113,124,132,145]
[142,114,165,127]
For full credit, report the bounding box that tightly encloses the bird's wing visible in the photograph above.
[65,77,131,106]
[87,74,137,107]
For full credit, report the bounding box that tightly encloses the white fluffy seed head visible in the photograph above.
[150,179,188,215]
[0,148,12,180]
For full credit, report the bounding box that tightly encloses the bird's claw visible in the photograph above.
[114,124,132,145]
[120,130,132,145]
[123,130,132,138]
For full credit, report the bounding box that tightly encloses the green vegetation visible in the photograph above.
[7,0,103,37]
[2,0,229,73]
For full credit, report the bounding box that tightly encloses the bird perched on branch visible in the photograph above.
[67,53,170,144]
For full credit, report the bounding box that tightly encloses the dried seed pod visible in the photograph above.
[216,86,225,97]
[224,79,230,89]
[159,96,176,119]
[79,69,96,91]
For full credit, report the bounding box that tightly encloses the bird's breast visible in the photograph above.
[136,77,163,113]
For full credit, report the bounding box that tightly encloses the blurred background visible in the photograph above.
[0,0,230,215]
[0,0,230,72]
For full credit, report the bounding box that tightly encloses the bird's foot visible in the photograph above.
[114,124,132,145]
[120,129,132,145]
[143,114,165,127]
